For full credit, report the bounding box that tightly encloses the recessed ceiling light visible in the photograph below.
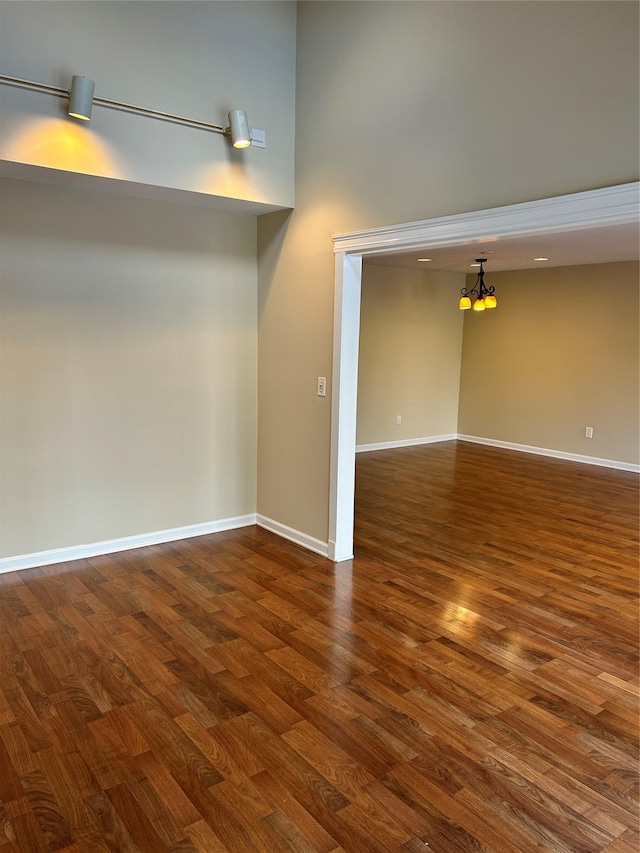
[417,258,432,262]
[532,257,549,262]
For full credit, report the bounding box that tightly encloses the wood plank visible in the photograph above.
[0,441,636,851]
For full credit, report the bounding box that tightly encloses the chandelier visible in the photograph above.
[459,259,497,311]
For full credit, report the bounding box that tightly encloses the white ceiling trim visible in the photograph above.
[332,182,639,257]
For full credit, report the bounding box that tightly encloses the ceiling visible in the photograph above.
[363,221,639,273]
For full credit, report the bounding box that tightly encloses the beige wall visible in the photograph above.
[356,265,465,446]
[0,178,258,559]
[258,1,639,542]
[1,2,638,559]
[458,262,639,465]
[257,208,333,536]
[0,2,296,207]
[0,1,296,562]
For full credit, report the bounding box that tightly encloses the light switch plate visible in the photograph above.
[250,128,266,148]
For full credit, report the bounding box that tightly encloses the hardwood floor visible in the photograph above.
[0,441,638,852]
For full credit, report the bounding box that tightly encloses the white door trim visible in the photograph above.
[329,182,639,561]
[328,251,362,561]
[333,182,639,256]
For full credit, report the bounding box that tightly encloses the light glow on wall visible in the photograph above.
[196,162,264,203]
[2,118,123,178]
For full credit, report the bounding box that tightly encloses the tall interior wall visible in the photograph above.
[1,2,638,562]
[0,2,297,562]
[0,179,259,559]
[258,0,639,544]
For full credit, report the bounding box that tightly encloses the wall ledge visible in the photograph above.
[0,159,292,215]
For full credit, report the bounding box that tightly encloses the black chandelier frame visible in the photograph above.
[460,258,496,305]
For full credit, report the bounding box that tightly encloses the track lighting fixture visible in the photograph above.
[0,73,259,148]
[227,109,251,149]
[459,259,497,311]
[68,75,95,121]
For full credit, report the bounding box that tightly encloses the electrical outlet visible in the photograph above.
[585,426,594,438]
[396,415,402,425]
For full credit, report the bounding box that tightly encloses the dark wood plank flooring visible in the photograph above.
[0,441,638,852]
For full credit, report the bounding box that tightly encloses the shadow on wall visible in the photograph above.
[257,208,294,319]
[0,176,257,256]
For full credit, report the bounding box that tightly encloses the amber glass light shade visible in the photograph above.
[473,298,485,311]
[459,296,471,310]
[485,294,497,308]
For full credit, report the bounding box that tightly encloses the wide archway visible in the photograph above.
[328,182,639,561]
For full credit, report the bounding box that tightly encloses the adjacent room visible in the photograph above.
[357,251,639,467]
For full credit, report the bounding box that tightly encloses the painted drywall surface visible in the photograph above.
[0,2,296,208]
[0,178,258,559]
[294,1,639,227]
[257,207,335,536]
[257,1,639,542]
[356,266,465,446]
[458,262,640,465]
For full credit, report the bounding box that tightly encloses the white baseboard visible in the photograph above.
[0,514,257,575]
[356,434,457,453]
[356,432,639,472]
[457,435,640,473]
[256,515,329,558]
[2,434,635,577]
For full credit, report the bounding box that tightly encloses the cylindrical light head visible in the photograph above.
[228,110,251,148]
[69,75,95,120]
[459,296,471,310]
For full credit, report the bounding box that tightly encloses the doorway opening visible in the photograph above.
[328,182,639,561]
